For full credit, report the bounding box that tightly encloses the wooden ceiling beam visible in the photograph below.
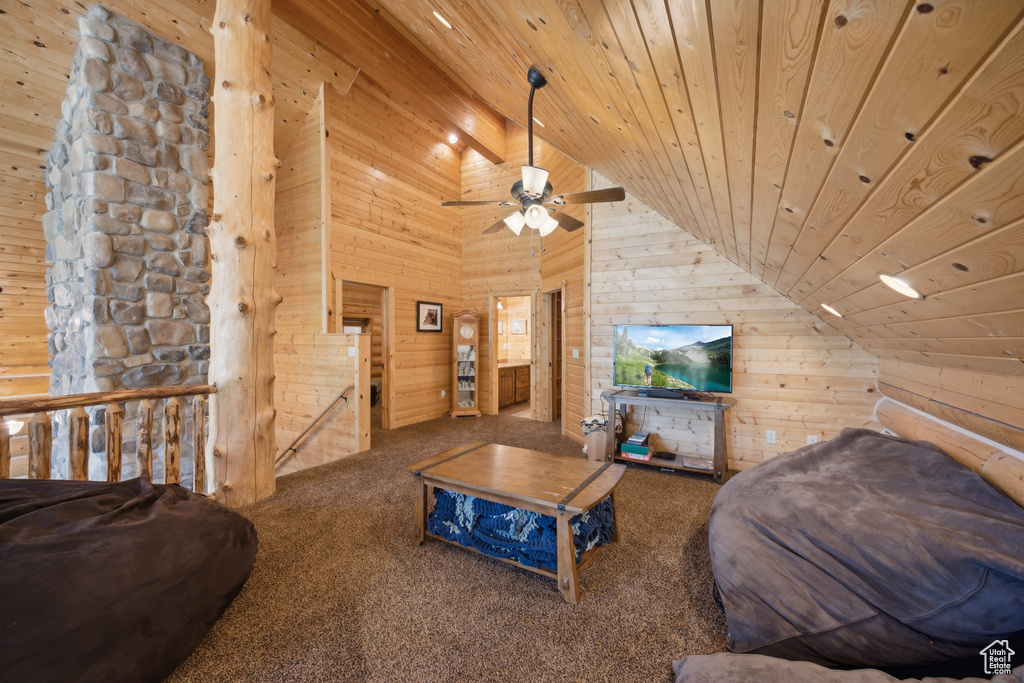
[272,0,506,164]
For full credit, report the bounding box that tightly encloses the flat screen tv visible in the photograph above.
[613,324,733,397]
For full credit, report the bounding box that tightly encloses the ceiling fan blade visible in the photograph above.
[550,187,625,205]
[442,199,517,207]
[482,218,507,234]
[549,210,584,232]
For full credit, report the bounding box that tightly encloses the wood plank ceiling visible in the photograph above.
[358,0,1024,378]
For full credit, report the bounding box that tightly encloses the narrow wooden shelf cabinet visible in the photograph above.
[600,389,734,483]
[451,311,482,417]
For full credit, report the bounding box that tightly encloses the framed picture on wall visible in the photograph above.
[417,301,443,332]
[510,319,527,334]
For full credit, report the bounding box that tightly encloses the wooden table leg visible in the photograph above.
[414,478,427,546]
[556,513,579,605]
[713,410,728,484]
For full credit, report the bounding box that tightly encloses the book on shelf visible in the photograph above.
[619,442,654,461]
[625,431,649,445]
[682,456,713,471]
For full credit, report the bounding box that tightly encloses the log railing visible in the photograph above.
[0,385,216,493]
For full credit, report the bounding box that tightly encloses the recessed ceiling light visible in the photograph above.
[821,303,842,317]
[878,273,922,299]
[432,10,453,29]
[447,133,458,145]
[533,117,545,128]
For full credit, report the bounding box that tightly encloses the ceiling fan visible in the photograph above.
[441,67,625,235]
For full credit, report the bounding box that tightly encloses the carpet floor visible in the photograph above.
[166,414,728,682]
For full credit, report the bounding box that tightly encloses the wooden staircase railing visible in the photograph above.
[0,385,216,494]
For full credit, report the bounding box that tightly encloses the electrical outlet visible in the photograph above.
[766,430,777,445]
[807,435,819,445]
[572,348,579,359]
[347,346,355,357]
[441,390,446,398]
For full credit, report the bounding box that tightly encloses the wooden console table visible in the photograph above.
[600,389,734,484]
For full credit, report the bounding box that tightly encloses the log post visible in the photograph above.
[137,399,153,482]
[0,421,9,479]
[164,398,181,485]
[105,403,122,482]
[193,395,207,494]
[208,0,280,506]
[28,413,51,479]
[68,407,89,481]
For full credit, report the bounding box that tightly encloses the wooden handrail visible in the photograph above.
[1,384,216,494]
[0,385,216,417]
[275,385,353,467]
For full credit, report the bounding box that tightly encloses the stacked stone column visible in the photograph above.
[43,5,211,484]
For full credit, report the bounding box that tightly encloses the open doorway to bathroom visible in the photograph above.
[494,295,533,418]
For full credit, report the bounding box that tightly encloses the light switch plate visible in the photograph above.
[807,435,819,444]
[572,348,579,359]
[766,430,776,445]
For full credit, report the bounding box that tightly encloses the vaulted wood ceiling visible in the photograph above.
[356,0,1024,377]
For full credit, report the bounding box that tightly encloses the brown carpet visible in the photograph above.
[166,414,728,682]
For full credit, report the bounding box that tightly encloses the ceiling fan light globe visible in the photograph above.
[539,214,559,236]
[524,203,549,229]
[504,210,527,235]
[521,165,549,197]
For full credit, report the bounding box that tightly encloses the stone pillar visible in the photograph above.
[42,5,211,484]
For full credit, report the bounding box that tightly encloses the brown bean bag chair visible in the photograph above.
[0,477,257,683]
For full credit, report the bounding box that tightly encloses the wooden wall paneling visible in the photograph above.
[458,125,536,416]
[833,265,1023,330]
[759,1,911,284]
[563,276,586,438]
[877,380,1024,454]
[483,2,669,219]
[807,136,1024,317]
[588,173,879,470]
[853,309,1024,343]
[272,0,506,164]
[794,20,1024,303]
[326,75,462,428]
[775,2,1024,296]
[664,0,734,259]
[342,281,384,377]
[875,397,1020,471]
[749,0,826,278]
[879,358,1024,437]
[274,332,363,474]
[581,0,708,243]
[275,88,326,335]
[0,0,359,400]
[355,332,370,450]
[623,0,716,245]
[540,141,586,439]
[708,0,759,266]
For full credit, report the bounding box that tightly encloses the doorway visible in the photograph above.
[494,295,533,418]
[340,281,391,431]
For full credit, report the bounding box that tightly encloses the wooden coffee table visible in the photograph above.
[408,442,627,604]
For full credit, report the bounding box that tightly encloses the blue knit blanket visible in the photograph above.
[427,488,616,571]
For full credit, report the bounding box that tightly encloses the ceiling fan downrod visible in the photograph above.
[526,67,547,168]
